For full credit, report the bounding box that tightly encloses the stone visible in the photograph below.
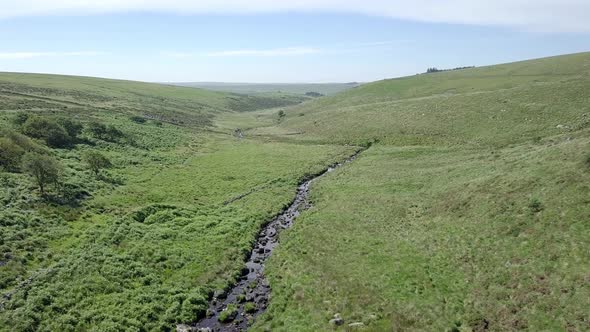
[329,313,344,326]
[176,324,193,332]
[213,289,227,299]
[349,322,365,329]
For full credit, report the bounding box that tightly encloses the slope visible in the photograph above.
[0,72,355,331]
[252,53,590,331]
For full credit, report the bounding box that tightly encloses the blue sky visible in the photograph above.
[0,1,589,83]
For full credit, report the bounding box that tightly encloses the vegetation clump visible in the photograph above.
[277,110,286,122]
[528,197,544,214]
[130,115,147,124]
[426,66,475,73]
[87,121,126,142]
[0,137,25,171]
[305,91,324,97]
[83,151,113,177]
[243,302,256,314]
[218,304,238,323]
[21,152,62,196]
[22,116,73,148]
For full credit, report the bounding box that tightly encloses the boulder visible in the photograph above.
[349,322,365,329]
[329,313,344,326]
[176,324,193,332]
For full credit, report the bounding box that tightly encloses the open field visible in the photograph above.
[1,52,590,332]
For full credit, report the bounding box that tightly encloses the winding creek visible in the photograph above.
[179,150,363,332]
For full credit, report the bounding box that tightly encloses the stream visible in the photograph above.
[179,150,362,332]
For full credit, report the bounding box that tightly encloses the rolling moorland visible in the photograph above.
[0,52,589,332]
[170,83,359,96]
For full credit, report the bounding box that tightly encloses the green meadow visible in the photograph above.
[1,52,590,332]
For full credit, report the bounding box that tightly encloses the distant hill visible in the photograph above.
[170,82,360,96]
[271,52,590,147]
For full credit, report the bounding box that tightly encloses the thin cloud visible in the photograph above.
[0,1,588,33]
[205,47,321,57]
[0,51,105,59]
[164,47,321,58]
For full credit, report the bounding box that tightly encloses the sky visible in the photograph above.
[0,1,589,83]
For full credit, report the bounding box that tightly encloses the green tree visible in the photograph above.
[87,121,125,142]
[277,110,286,123]
[58,118,83,138]
[21,152,62,196]
[83,151,112,176]
[0,137,25,172]
[22,117,72,148]
[11,112,30,126]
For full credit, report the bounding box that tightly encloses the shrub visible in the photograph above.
[22,117,72,148]
[21,152,62,196]
[179,292,208,322]
[83,151,112,176]
[87,121,125,142]
[130,116,146,124]
[2,130,44,153]
[57,118,83,138]
[218,304,238,323]
[11,112,30,126]
[244,302,256,313]
[528,198,544,214]
[0,138,25,172]
[585,153,590,168]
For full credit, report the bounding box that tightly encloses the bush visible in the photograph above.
[11,112,30,126]
[130,116,146,124]
[218,304,238,323]
[528,198,543,214]
[83,151,112,176]
[87,121,125,142]
[179,292,208,322]
[244,302,256,313]
[57,118,83,138]
[22,117,72,148]
[0,138,25,172]
[21,152,62,196]
[2,130,44,153]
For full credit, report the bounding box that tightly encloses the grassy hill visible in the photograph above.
[257,52,590,147]
[0,72,355,331]
[172,82,359,96]
[247,53,590,331]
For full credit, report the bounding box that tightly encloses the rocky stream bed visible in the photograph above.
[177,150,362,332]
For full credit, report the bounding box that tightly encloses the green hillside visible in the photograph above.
[247,53,590,331]
[0,72,355,330]
[172,82,359,96]
[260,52,590,147]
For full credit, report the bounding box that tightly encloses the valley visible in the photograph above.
[1,52,589,331]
